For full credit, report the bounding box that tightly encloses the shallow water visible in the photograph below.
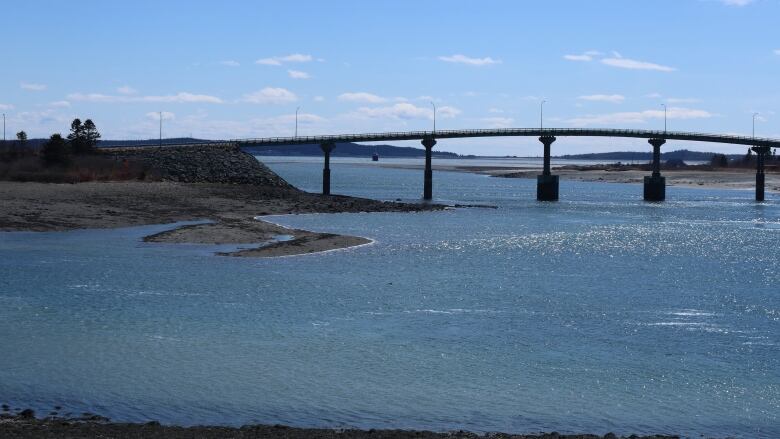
[0,158,778,438]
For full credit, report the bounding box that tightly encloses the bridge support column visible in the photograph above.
[537,136,558,201]
[752,146,770,201]
[320,141,335,195]
[644,138,666,201]
[422,136,436,200]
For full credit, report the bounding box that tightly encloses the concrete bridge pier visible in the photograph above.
[320,141,335,195]
[644,138,666,201]
[422,136,436,200]
[752,146,770,201]
[537,136,558,201]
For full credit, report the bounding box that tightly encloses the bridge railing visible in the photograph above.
[233,128,780,148]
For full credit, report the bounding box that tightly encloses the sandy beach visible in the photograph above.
[0,180,440,257]
[373,162,780,193]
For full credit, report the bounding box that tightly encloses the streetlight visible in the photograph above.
[295,106,300,138]
[430,101,436,134]
[661,103,667,133]
[540,100,546,130]
[2,113,5,143]
[159,112,162,147]
[753,112,760,140]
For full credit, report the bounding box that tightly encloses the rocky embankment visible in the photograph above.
[0,411,680,439]
[106,144,291,187]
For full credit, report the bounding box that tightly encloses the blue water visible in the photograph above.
[0,158,778,438]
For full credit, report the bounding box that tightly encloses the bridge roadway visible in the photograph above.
[233,128,778,202]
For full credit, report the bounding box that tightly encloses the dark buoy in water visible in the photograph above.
[372,152,379,161]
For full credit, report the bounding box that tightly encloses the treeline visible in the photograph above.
[710,148,778,168]
[0,118,101,165]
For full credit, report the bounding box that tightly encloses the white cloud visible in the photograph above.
[338,92,387,104]
[567,107,714,127]
[68,92,224,104]
[21,82,47,91]
[488,108,504,113]
[48,101,71,108]
[313,96,325,102]
[438,54,501,66]
[146,111,175,120]
[481,117,514,128]
[666,97,700,104]
[578,94,626,103]
[350,102,460,120]
[774,49,780,55]
[601,57,676,72]
[117,86,137,95]
[0,103,14,111]
[240,87,297,104]
[287,69,310,79]
[256,53,313,66]
[563,51,602,62]
[645,93,663,99]
[220,60,240,67]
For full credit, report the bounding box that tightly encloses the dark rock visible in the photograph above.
[106,144,292,188]
[18,408,35,419]
[1,404,8,411]
[604,433,618,439]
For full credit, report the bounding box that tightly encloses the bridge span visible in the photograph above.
[234,128,780,202]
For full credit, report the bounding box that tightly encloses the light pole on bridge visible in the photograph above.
[295,106,300,138]
[661,103,667,134]
[753,112,760,141]
[430,101,436,135]
[540,100,546,131]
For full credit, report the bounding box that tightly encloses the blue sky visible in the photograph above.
[1,0,779,155]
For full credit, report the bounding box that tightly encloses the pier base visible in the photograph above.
[643,175,666,201]
[756,173,765,202]
[537,174,559,201]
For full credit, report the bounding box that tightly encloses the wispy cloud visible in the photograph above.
[117,86,137,95]
[240,87,297,104]
[774,49,780,55]
[21,82,47,91]
[287,70,310,79]
[68,92,224,104]
[666,97,700,104]
[578,94,625,103]
[719,0,754,6]
[567,107,714,127]
[350,102,460,120]
[220,60,240,67]
[48,101,71,108]
[601,56,676,72]
[438,54,501,66]
[563,51,602,62]
[338,92,387,104]
[0,103,14,111]
[256,53,313,66]
[313,96,325,102]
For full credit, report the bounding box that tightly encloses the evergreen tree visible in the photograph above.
[82,119,100,152]
[67,118,89,155]
[41,133,71,165]
[16,131,27,144]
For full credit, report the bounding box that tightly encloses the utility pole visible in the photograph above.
[2,113,5,143]
[159,112,162,147]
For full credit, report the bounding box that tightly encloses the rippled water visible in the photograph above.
[0,158,778,438]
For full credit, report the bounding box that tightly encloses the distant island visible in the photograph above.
[553,149,747,161]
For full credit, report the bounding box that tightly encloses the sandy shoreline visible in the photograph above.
[373,162,780,193]
[0,181,441,257]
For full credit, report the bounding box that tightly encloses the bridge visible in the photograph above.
[234,128,780,202]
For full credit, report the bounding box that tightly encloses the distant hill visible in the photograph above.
[244,142,459,158]
[556,149,743,161]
